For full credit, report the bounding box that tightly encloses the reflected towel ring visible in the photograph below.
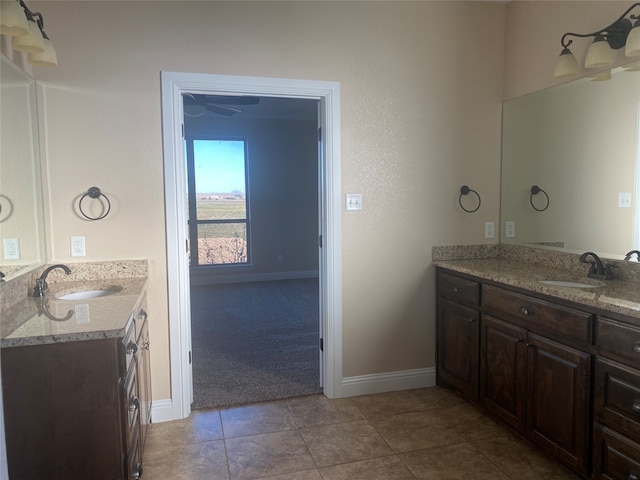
[530,185,549,212]
[79,186,111,220]
[459,185,481,213]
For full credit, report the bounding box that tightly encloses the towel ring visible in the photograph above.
[79,186,111,221]
[459,185,481,213]
[530,185,549,212]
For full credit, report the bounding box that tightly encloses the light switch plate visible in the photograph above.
[619,192,632,208]
[346,194,362,211]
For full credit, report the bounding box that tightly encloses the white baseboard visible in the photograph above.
[190,269,319,286]
[150,399,174,423]
[340,367,436,398]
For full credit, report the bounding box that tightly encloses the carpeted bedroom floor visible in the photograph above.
[189,278,322,410]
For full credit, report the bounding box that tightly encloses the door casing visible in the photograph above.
[161,71,343,419]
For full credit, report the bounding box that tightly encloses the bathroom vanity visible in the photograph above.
[436,258,640,479]
[0,276,150,480]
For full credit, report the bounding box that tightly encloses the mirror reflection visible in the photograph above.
[0,54,45,280]
[501,64,640,259]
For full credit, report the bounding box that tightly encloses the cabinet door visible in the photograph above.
[526,332,591,476]
[593,424,640,480]
[437,298,479,400]
[479,314,527,432]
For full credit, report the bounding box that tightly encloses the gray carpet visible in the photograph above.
[190,278,322,410]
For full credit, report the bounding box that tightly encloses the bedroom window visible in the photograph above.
[185,138,250,266]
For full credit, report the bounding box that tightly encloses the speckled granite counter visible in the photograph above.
[1,275,147,348]
[435,257,640,321]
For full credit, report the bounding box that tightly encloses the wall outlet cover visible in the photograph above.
[3,238,20,260]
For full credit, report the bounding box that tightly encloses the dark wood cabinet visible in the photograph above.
[1,290,151,480]
[479,314,526,432]
[593,316,640,479]
[437,268,593,478]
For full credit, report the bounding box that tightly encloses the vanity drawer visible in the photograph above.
[438,272,480,307]
[595,357,640,443]
[482,284,592,344]
[593,424,640,480]
[597,317,640,369]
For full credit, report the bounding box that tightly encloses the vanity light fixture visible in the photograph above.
[0,0,56,66]
[554,2,640,78]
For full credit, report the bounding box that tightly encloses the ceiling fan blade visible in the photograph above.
[203,95,260,106]
[205,104,242,116]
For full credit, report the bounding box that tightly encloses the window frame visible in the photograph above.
[184,136,251,267]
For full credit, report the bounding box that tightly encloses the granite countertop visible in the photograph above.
[435,258,640,320]
[1,277,148,348]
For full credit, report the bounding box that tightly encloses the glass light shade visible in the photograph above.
[554,49,579,78]
[27,37,57,66]
[12,19,44,53]
[625,25,640,57]
[585,37,614,69]
[0,0,28,36]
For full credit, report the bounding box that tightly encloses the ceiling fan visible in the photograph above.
[182,94,260,117]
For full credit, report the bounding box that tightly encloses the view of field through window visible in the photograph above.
[187,139,249,266]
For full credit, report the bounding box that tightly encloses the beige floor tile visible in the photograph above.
[287,394,365,428]
[319,455,416,480]
[412,386,470,410]
[398,442,511,480]
[371,411,466,452]
[254,470,323,480]
[225,430,316,480]
[435,401,508,441]
[221,401,297,438]
[351,389,429,419]
[143,439,229,480]
[300,419,393,467]
[146,409,223,450]
[472,432,582,479]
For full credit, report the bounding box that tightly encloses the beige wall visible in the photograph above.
[31,0,506,399]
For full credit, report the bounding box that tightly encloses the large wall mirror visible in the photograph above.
[0,55,46,280]
[501,63,640,260]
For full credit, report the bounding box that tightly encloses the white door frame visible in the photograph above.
[161,71,343,420]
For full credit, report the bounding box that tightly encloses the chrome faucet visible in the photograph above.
[625,250,640,261]
[33,264,72,298]
[578,252,613,280]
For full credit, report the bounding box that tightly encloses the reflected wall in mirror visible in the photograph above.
[0,54,45,280]
[501,64,640,259]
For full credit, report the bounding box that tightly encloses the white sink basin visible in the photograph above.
[57,289,118,300]
[539,280,597,288]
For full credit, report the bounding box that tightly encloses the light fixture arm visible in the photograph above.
[16,0,47,38]
[560,2,640,49]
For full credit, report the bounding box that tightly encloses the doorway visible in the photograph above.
[184,97,322,409]
[161,72,343,420]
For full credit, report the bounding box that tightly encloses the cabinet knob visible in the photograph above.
[132,462,144,480]
[519,306,534,316]
[633,342,640,354]
[452,287,459,294]
[627,473,639,480]
[143,341,150,350]
[138,309,148,322]
[515,339,522,344]
[127,341,138,355]
[129,397,140,413]
[632,401,640,414]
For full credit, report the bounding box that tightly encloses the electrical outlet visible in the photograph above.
[484,222,495,239]
[345,193,362,211]
[74,304,90,324]
[277,253,284,263]
[71,236,86,257]
[3,238,20,260]
[505,221,516,238]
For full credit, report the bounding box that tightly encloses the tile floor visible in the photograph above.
[143,386,582,480]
